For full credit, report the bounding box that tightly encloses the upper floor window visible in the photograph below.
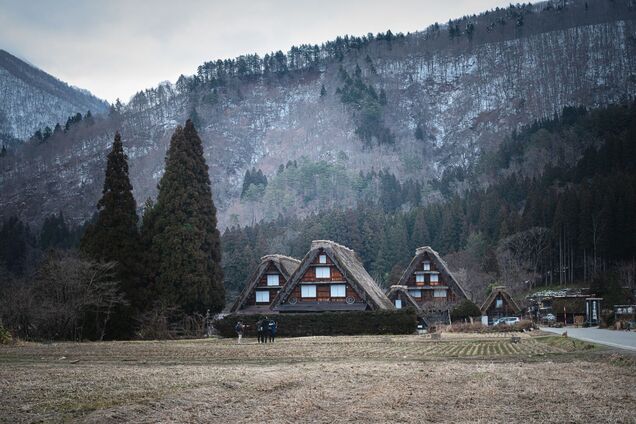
[430,274,439,283]
[496,298,503,308]
[255,290,270,303]
[409,289,422,298]
[267,274,280,286]
[423,261,431,271]
[416,274,425,283]
[433,289,447,298]
[319,254,327,264]
[301,285,316,298]
[330,284,346,297]
[316,266,331,279]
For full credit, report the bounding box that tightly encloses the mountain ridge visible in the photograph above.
[0,49,108,141]
[1,0,635,228]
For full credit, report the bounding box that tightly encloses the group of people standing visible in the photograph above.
[234,316,277,344]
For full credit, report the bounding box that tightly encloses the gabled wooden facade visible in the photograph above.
[228,254,300,314]
[272,240,393,312]
[395,246,469,323]
[480,286,521,321]
[386,285,422,312]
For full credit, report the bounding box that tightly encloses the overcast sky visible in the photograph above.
[0,0,513,103]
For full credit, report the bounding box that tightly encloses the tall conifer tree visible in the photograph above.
[148,120,225,313]
[80,132,141,336]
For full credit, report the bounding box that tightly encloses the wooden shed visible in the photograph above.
[480,286,521,322]
[386,285,422,312]
[228,254,300,314]
[271,240,393,312]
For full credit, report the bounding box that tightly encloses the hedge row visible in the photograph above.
[214,309,418,338]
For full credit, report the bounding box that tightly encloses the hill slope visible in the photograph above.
[0,49,108,141]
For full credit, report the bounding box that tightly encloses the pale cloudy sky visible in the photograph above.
[0,0,512,103]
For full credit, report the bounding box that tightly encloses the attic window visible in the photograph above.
[255,290,270,303]
[423,261,431,271]
[301,285,316,298]
[416,274,425,283]
[496,298,503,309]
[395,299,403,309]
[316,266,331,279]
[430,274,439,283]
[267,274,280,286]
[319,254,327,264]
[409,289,422,298]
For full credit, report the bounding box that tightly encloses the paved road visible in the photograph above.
[540,326,636,351]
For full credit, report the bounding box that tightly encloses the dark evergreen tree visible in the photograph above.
[80,132,142,335]
[320,84,327,97]
[40,211,72,250]
[43,126,52,140]
[0,216,35,276]
[147,120,225,313]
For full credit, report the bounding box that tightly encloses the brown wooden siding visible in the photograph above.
[288,283,362,303]
[484,297,518,317]
[284,248,365,306]
[243,262,286,307]
[401,252,461,306]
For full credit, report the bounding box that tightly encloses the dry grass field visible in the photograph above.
[1,333,635,423]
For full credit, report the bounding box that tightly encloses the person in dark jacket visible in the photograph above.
[268,319,277,342]
[261,316,269,343]
[256,318,264,343]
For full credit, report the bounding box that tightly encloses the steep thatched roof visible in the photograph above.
[385,285,422,313]
[396,246,469,300]
[480,286,521,315]
[228,254,300,313]
[272,240,394,311]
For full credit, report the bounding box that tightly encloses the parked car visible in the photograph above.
[542,313,556,323]
[494,317,520,326]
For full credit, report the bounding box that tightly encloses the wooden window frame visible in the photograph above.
[330,284,346,298]
[301,285,317,298]
[266,274,280,286]
[315,266,331,279]
[255,290,270,303]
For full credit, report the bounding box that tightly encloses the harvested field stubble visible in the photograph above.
[1,334,634,423]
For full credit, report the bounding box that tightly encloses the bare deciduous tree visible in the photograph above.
[496,227,550,293]
[0,251,127,341]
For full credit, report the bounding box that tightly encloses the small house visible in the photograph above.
[271,240,393,312]
[394,246,469,324]
[386,285,422,312]
[228,254,300,314]
[480,286,521,323]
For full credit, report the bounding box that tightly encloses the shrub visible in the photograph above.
[447,322,488,333]
[135,304,207,340]
[450,299,482,321]
[214,309,417,338]
[0,322,12,344]
[600,311,615,329]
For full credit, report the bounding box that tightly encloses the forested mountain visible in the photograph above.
[1,0,634,228]
[221,103,636,300]
[0,50,108,143]
[3,102,633,306]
